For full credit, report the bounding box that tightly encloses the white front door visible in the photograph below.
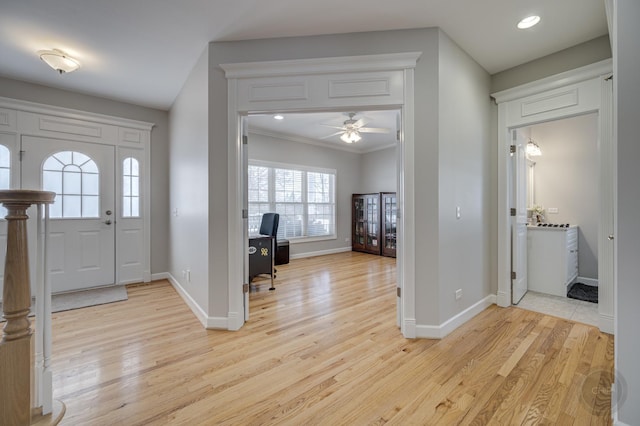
[21,136,115,293]
[511,129,528,304]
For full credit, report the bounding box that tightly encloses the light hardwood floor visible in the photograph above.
[51,252,613,425]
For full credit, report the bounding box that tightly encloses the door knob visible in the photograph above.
[608,235,614,241]
[104,219,112,225]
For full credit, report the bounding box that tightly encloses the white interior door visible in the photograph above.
[511,129,528,304]
[242,118,250,320]
[21,136,115,293]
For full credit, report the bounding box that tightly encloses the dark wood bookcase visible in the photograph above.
[352,192,397,257]
[352,193,381,255]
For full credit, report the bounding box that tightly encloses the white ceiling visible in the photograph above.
[0,0,608,111]
[249,110,400,154]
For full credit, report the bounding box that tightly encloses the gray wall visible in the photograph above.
[197,27,492,327]
[359,146,397,193]
[615,0,640,423]
[530,113,599,280]
[437,31,493,324]
[491,35,612,93]
[168,49,210,311]
[0,76,170,275]
[248,132,361,256]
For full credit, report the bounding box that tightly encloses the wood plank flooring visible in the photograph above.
[50,252,614,425]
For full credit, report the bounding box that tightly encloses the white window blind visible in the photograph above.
[248,161,336,241]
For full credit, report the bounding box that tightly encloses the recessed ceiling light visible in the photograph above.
[517,15,541,29]
[273,114,284,120]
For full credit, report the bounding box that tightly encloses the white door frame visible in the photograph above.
[222,52,421,335]
[492,59,614,333]
[0,97,154,287]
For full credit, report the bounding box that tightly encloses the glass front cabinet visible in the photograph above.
[352,192,396,257]
[381,192,397,258]
[352,193,380,255]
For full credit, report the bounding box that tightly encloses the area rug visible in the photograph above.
[567,283,598,304]
[0,285,128,320]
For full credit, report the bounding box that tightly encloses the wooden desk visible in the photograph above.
[248,235,275,290]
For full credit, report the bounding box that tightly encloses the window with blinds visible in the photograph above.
[248,161,336,241]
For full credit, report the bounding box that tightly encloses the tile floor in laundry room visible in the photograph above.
[515,290,599,327]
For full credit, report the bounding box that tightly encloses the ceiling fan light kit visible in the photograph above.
[321,112,390,144]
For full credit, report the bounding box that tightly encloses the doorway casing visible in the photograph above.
[221,52,421,336]
[492,59,614,334]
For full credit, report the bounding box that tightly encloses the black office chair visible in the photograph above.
[260,212,279,286]
[259,212,279,240]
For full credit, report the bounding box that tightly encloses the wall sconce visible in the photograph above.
[38,49,81,74]
[526,139,542,156]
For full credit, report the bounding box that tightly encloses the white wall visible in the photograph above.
[168,49,210,312]
[530,113,599,280]
[436,30,493,324]
[248,132,360,256]
[615,0,640,423]
[359,146,397,194]
[0,76,170,275]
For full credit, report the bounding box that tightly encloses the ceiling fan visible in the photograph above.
[320,112,390,143]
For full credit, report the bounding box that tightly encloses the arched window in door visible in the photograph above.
[122,157,140,217]
[42,151,99,218]
[0,145,10,218]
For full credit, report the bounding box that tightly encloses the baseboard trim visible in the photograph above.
[290,246,352,260]
[599,313,614,335]
[415,294,496,339]
[577,276,599,287]
[165,273,229,330]
[403,318,416,338]
[151,272,170,281]
[497,290,510,307]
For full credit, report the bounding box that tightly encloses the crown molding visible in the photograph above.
[220,52,422,79]
[491,59,612,104]
[0,96,155,130]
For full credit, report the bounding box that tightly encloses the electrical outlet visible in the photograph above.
[455,289,463,300]
[456,206,461,219]
[186,269,191,282]
[173,208,179,217]
[345,237,351,243]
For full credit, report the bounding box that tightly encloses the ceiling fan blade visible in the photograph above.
[320,124,347,130]
[353,118,368,128]
[359,127,391,134]
[320,131,344,139]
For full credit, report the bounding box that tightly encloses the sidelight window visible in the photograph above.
[122,157,140,218]
[0,145,10,218]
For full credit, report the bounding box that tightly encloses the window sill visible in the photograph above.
[287,235,337,244]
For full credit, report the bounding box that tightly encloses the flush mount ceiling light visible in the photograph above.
[273,114,284,120]
[38,49,80,74]
[517,15,541,29]
[526,139,542,156]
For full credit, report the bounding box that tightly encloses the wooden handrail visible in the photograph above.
[0,190,55,426]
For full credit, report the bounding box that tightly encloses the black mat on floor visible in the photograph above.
[567,283,598,303]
